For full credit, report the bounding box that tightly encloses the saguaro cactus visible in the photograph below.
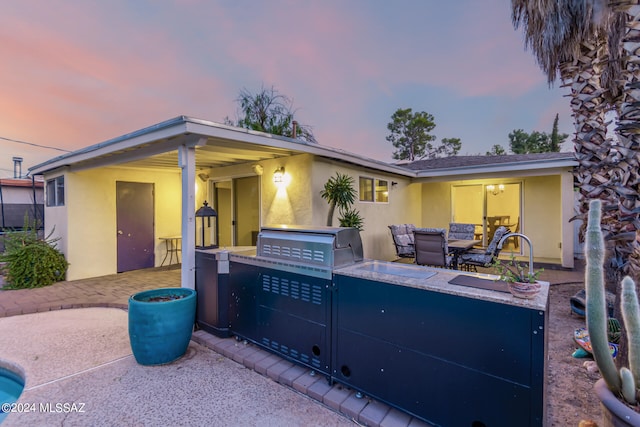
[586,199,640,404]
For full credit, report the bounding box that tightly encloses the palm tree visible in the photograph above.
[511,0,640,365]
[609,2,640,279]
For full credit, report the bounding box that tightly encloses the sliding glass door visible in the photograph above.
[452,182,522,251]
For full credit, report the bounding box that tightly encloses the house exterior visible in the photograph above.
[29,116,577,285]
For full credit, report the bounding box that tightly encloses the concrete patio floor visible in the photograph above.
[0,263,585,426]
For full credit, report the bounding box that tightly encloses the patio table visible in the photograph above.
[448,239,480,270]
[159,236,182,266]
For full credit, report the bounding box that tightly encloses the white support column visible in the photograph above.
[179,145,196,289]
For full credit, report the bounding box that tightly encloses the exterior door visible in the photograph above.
[116,181,154,272]
[211,176,260,247]
[212,181,232,247]
[233,176,259,246]
[486,182,521,251]
[451,184,484,242]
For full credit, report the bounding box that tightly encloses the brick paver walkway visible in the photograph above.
[0,267,180,318]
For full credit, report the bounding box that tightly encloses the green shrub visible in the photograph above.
[0,224,68,289]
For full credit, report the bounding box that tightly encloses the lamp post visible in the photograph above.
[195,201,218,249]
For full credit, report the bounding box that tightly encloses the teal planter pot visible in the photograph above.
[128,287,197,366]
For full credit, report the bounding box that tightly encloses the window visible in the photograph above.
[46,176,65,207]
[376,180,389,203]
[359,177,389,203]
[359,177,374,202]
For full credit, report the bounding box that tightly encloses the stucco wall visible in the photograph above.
[43,171,68,260]
[50,167,181,281]
[203,154,419,261]
[523,175,561,259]
[420,175,565,261]
[310,158,419,261]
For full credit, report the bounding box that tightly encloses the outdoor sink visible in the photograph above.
[354,261,437,280]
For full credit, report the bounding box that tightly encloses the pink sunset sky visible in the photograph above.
[0,0,574,178]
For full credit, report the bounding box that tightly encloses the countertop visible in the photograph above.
[219,249,549,311]
[334,259,549,311]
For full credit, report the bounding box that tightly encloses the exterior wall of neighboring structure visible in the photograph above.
[0,179,44,229]
[45,167,182,281]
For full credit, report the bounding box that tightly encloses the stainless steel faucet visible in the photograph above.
[497,233,534,276]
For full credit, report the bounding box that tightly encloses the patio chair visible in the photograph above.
[458,226,509,271]
[388,224,416,259]
[413,228,454,269]
[448,223,476,240]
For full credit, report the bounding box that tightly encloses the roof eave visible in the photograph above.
[29,115,416,178]
[413,158,577,179]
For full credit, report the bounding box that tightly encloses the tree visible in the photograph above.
[439,138,462,157]
[508,117,568,154]
[386,108,460,161]
[225,85,317,143]
[486,144,507,156]
[549,113,568,152]
[320,172,357,227]
[512,0,640,369]
[508,129,548,153]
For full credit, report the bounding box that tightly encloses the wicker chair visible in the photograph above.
[388,224,416,259]
[458,226,509,271]
[413,228,454,268]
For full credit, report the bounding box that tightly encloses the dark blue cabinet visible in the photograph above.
[229,261,332,375]
[332,274,547,427]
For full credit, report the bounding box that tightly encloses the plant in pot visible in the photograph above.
[585,198,640,426]
[491,253,543,299]
[128,287,197,366]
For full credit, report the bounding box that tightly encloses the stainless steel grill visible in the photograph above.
[257,225,363,269]
[228,225,364,375]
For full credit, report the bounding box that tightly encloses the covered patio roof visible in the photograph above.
[29,116,412,176]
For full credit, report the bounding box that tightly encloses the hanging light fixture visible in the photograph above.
[487,184,505,196]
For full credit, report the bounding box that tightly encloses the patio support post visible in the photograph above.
[179,144,197,289]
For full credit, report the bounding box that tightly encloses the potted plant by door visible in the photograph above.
[585,199,640,426]
[491,254,543,299]
[128,287,197,366]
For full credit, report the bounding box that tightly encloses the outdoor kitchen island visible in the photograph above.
[203,226,549,427]
[332,260,549,427]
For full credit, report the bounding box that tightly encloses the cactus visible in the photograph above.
[586,199,640,404]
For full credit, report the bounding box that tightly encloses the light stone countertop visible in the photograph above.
[220,250,549,311]
[334,259,549,311]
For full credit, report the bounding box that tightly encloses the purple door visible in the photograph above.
[116,181,154,272]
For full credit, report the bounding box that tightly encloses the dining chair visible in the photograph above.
[448,223,476,240]
[388,224,416,260]
[506,217,520,249]
[413,228,454,268]
[458,226,509,271]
